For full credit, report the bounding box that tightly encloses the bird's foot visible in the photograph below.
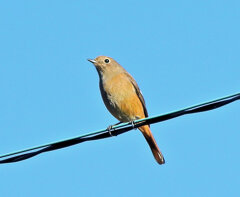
[107,125,114,136]
[107,122,122,136]
[130,121,137,130]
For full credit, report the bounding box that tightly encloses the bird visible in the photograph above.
[88,56,165,165]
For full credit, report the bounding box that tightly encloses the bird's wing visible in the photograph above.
[125,72,149,118]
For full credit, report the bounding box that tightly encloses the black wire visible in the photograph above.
[0,93,239,164]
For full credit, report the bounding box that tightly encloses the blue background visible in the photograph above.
[0,1,239,196]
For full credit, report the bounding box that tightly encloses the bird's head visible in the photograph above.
[88,56,125,78]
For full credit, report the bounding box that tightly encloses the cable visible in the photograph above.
[0,92,239,164]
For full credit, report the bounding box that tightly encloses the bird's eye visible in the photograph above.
[104,59,110,63]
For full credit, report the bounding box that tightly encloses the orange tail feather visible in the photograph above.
[138,125,165,165]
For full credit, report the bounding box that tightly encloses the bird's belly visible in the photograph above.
[104,94,136,122]
[100,78,144,122]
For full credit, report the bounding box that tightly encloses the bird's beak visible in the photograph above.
[87,59,96,64]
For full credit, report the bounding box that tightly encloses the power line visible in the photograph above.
[0,92,239,164]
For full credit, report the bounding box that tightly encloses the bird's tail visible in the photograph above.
[138,125,165,165]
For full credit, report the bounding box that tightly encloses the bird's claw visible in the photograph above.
[107,122,122,136]
[131,121,137,130]
[107,125,114,136]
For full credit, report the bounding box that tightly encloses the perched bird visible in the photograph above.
[88,56,165,165]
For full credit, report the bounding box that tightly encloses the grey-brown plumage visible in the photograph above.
[88,56,165,165]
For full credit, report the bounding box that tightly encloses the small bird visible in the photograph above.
[88,56,165,165]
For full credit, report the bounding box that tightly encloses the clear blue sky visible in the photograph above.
[0,1,239,196]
